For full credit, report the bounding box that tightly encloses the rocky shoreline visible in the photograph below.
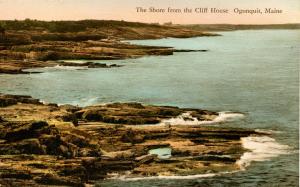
[0,21,216,74]
[0,94,265,186]
[0,45,208,75]
[0,60,124,74]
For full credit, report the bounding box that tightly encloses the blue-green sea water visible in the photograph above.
[0,30,299,186]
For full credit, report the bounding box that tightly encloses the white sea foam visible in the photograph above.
[61,60,86,64]
[159,112,202,126]
[70,97,100,107]
[236,136,292,169]
[254,129,283,134]
[109,171,239,181]
[214,112,245,123]
[49,65,88,70]
[25,65,88,73]
[159,111,245,126]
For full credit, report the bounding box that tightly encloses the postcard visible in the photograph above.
[0,0,299,186]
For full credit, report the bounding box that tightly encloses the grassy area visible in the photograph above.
[0,19,161,33]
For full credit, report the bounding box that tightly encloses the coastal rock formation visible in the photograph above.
[77,103,218,125]
[58,61,122,68]
[0,94,264,186]
[0,20,215,74]
[0,59,122,74]
[0,44,207,74]
[0,94,42,107]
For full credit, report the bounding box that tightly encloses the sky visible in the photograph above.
[0,0,299,24]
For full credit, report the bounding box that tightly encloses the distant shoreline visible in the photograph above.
[0,20,299,74]
[177,23,300,31]
[0,19,215,74]
[1,19,299,31]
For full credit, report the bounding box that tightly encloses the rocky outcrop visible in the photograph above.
[59,61,122,68]
[0,94,264,186]
[0,22,214,74]
[0,59,122,74]
[0,119,103,186]
[0,94,42,107]
[0,60,56,74]
[76,102,218,125]
[0,120,101,157]
[0,44,208,74]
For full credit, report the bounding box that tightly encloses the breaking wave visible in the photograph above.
[25,65,88,73]
[159,111,245,126]
[254,129,283,134]
[70,97,100,107]
[236,136,293,169]
[108,171,238,181]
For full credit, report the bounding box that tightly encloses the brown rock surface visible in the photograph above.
[0,94,263,186]
[0,21,215,74]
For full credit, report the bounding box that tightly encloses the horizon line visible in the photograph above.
[0,19,300,25]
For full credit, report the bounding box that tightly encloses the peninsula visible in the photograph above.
[0,20,215,74]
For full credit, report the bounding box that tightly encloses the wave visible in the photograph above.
[48,65,88,71]
[236,136,293,169]
[159,111,245,126]
[70,97,100,107]
[25,65,88,73]
[109,171,238,181]
[254,129,283,134]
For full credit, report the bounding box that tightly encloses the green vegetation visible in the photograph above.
[0,19,161,33]
[0,24,5,35]
[179,23,300,31]
[30,33,106,41]
[1,20,299,33]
